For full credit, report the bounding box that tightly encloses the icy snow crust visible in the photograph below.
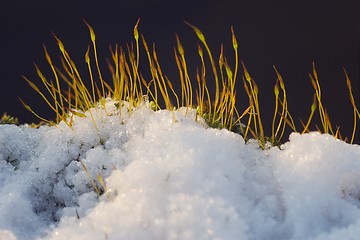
[1,99,360,239]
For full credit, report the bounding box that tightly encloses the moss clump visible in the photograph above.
[0,113,19,125]
[22,20,360,146]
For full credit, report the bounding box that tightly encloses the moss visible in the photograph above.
[22,20,359,146]
[0,113,19,125]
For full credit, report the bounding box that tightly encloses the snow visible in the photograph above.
[1,99,360,239]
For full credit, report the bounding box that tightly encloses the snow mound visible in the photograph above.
[0,99,360,240]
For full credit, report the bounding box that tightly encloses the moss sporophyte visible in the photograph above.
[22,19,360,147]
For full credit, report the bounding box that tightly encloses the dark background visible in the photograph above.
[1,0,360,141]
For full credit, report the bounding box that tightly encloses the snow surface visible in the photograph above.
[1,99,360,240]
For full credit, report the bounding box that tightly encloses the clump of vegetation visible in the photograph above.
[21,19,360,148]
[0,113,19,125]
